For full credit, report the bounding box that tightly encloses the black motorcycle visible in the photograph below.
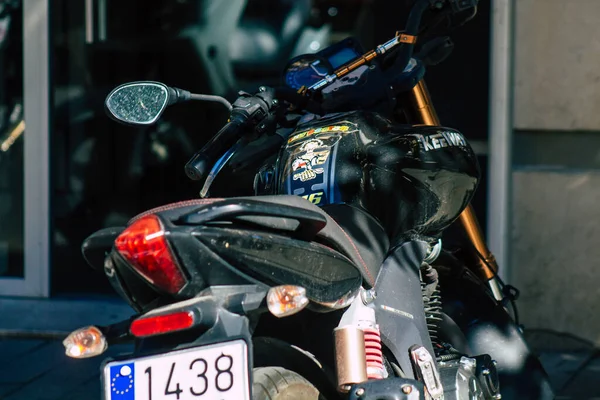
[63,1,554,399]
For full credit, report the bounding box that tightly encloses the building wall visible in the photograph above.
[511,0,600,344]
[512,170,600,344]
[514,0,600,131]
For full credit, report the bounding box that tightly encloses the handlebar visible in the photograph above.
[306,0,432,93]
[185,0,475,186]
[185,87,277,182]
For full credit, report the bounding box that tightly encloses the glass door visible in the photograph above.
[0,0,49,297]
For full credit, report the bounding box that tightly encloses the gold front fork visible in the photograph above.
[407,80,503,300]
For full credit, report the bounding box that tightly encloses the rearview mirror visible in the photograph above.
[105,81,171,125]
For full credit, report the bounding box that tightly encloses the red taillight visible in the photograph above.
[115,215,186,294]
[130,311,195,337]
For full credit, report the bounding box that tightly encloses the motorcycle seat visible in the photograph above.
[130,195,389,288]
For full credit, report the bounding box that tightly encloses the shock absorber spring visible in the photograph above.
[421,263,443,346]
[336,290,388,385]
[362,326,385,380]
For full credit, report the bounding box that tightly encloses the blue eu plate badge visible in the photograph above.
[108,362,135,400]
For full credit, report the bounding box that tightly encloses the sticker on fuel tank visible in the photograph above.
[287,125,351,144]
[301,191,324,205]
[408,130,467,152]
[291,139,330,182]
[283,124,357,205]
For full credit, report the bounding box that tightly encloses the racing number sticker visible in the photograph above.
[302,192,324,205]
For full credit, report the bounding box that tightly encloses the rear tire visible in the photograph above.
[252,367,321,400]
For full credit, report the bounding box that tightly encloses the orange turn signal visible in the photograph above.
[63,326,108,358]
[267,285,309,318]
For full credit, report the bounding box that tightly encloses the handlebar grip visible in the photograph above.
[185,116,246,181]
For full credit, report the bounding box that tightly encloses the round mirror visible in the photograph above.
[105,81,171,125]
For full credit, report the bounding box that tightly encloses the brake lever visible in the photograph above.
[185,87,280,183]
[199,137,248,198]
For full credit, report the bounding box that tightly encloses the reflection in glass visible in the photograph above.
[0,2,23,278]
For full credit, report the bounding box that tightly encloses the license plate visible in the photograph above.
[103,339,250,400]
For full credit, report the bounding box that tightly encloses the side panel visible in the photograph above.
[374,240,433,379]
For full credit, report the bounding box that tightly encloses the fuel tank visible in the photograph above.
[271,111,480,241]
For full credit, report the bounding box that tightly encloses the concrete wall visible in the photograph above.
[510,0,600,344]
[514,0,600,131]
[512,170,600,344]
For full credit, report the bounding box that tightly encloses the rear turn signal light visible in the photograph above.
[115,215,186,294]
[267,285,309,318]
[130,311,196,337]
[63,326,108,358]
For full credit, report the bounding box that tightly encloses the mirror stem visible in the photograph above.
[189,93,233,112]
[168,87,232,112]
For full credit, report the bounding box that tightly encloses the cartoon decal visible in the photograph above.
[291,139,331,182]
[293,169,324,182]
[283,122,357,206]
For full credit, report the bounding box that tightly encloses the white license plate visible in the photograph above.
[103,339,250,400]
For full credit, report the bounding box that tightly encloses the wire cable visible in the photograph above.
[466,242,521,326]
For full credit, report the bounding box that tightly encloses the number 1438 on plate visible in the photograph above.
[103,340,250,400]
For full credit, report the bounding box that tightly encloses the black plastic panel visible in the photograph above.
[374,240,433,379]
[195,227,361,304]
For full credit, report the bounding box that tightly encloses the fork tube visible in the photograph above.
[408,80,440,126]
[407,80,503,300]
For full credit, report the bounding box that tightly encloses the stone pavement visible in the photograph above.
[1,332,600,399]
[525,329,600,400]
[0,337,133,400]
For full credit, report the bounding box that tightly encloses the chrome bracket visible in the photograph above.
[410,345,444,400]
